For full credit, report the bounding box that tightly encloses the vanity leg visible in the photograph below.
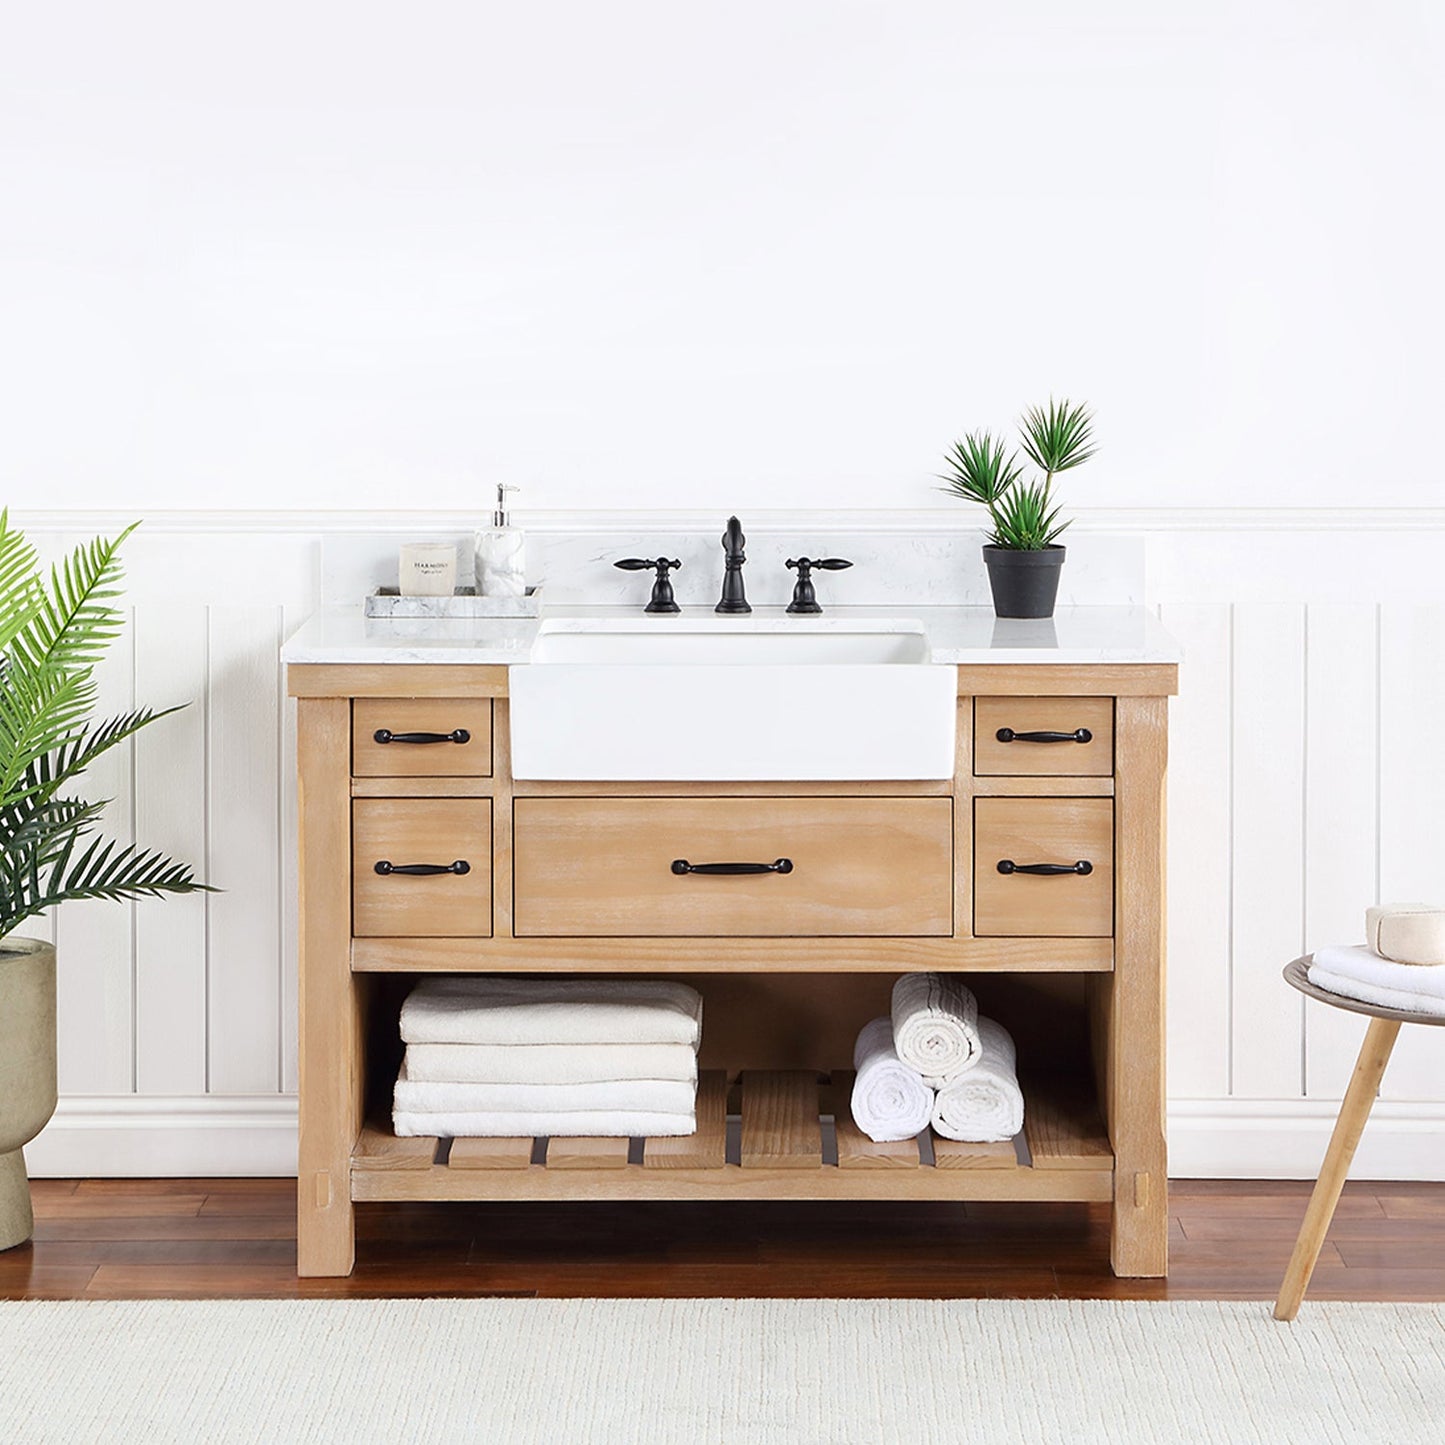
[1107,695,1170,1277]
[296,697,361,1277]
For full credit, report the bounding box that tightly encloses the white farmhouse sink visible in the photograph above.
[509,618,957,781]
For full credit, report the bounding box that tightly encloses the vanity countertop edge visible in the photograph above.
[281,604,1182,670]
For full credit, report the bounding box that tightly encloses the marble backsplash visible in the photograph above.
[321,518,1144,611]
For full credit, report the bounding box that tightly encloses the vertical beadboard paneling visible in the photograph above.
[1230,605,1307,1098]
[1159,604,1232,1098]
[54,608,136,1094]
[1377,603,1445,1100]
[1302,605,1381,1097]
[132,604,209,1094]
[206,606,283,1093]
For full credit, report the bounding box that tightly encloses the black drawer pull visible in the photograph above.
[374,860,471,876]
[373,728,471,746]
[997,859,1093,877]
[995,727,1092,745]
[671,858,794,876]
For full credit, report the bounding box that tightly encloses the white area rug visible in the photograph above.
[2,1298,1442,1444]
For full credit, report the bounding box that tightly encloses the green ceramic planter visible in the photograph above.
[0,938,58,1250]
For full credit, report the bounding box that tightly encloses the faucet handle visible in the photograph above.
[785,557,852,616]
[614,557,682,614]
[786,557,853,573]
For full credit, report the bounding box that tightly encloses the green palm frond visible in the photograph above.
[0,510,42,653]
[987,479,1070,550]
[1019,398,1096,475]
[0,517,211,941]
[938,432,1025,507]
[939,398,1096,550]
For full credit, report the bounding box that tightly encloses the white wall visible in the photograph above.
[2,2,1441,513]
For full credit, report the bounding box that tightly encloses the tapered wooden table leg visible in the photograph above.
[1274,1016,1400,1320]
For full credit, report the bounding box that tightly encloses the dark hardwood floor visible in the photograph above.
[3,1179,1444,1300]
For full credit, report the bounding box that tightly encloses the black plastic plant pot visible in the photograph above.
[982,544,1066,619]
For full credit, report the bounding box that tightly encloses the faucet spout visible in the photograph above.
[715,515,751,614]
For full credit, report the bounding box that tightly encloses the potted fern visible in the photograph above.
[0,514,208,1250]
[940,399,1096,618]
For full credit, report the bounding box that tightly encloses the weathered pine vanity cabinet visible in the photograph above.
[286,608,1177,1279]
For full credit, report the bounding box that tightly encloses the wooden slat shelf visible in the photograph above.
[350,1070,1113,1204]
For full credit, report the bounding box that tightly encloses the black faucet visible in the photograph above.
[785,556,853,615]
[614,557,681,614]
[715,515,751,614]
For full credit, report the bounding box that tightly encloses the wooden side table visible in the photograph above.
[1274,955,1445,1320]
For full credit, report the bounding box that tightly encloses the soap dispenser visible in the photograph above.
[475,485,527,598]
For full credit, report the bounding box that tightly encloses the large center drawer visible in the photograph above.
[512,797,954,937]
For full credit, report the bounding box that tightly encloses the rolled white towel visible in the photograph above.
[1309,944,1445,1017]
[931,1017,1024,1143]
[403,1041,698,1085]
[1366,904,1445,965]
[848,1017,934,1143]
[891,972,981,1085]
[399,977,703,1047]
[392,1109,696,1138]
[393,1062,696,1116]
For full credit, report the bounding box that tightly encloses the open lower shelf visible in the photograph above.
[351,1069,1113,1204]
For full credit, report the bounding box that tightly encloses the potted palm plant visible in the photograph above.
[0,514,208,1250]
[940,399,1096,618]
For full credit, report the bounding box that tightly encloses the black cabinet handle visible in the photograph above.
[373,728,471,746]
[995,727,1092,745]
[671,858,794,876]
[996,859,1093,876]
[374,860,472,876]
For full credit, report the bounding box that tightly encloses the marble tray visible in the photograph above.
[364,586,542,619]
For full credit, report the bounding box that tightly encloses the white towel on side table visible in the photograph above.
[848,1016,933,1143]
[399,977,703,1047]
[393,1110,696,1139]
[891,972,981,1085]
[393,1064,696,1116]
[403,1041,698,1085]
[931,1017,1025,1143]
[1309,944,1445,1017]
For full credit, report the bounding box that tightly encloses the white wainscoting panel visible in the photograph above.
[133,603,210,1095]
[14,510,1445,1179]
[1229,604,1307,1099]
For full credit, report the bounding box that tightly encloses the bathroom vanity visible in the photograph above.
[284,605,1178,1279]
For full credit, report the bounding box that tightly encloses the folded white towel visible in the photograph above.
[403,1041,698,1085]
[392,1110,696,1138]
[399,977,703,1048]
[931,1017,1024,1143]
[393,1062,695,1116]
[1309,944,1445,1017]
[1366,904,1445,965]
[891,972,981,1085]
[848,1016,933,1143]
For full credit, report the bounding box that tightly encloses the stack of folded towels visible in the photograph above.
[393,977,702,1138]
[1308,904,1445,1015]
[849,972,1024,1144]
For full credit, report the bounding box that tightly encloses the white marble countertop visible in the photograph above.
[282,605,1181,667]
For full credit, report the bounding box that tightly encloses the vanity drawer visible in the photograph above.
[973,797,1113,937]
[352,699,493,778]
[974,697,1113,777]
[512,797,954,937]
[353,798,493,936]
